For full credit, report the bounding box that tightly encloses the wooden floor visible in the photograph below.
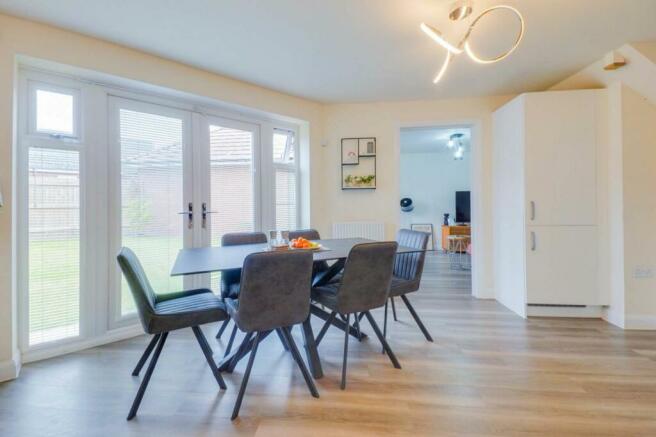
[2,253,656,436]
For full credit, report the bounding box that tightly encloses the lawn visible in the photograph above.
[28,235,186,343]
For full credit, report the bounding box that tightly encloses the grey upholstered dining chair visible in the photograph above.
[224,250,319,420]
[289,228,330,275]
[384,229,433,342]
[216,232,267,344]
[311,241,400,389]
[117,247,228,421]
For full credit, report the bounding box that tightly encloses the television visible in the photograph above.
[455,191,471,224]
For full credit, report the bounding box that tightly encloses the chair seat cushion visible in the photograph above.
[149,289,227,334]
[311,284,339,310]
[389,276,419,297]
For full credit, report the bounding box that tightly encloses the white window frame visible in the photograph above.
[16,65,303,360]
[17,71,90,355]
[271,126,301,230]
[27,79,82,141]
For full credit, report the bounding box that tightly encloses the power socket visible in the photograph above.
[634,266,654,279]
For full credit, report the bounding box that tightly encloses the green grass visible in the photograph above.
[28,236,184,339]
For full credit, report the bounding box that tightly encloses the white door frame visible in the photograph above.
[396,119,489,299]
[107,96,195,327]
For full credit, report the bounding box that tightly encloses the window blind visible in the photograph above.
[119,108,184,314]
[273,130,297,231]
[208,124,254,291]
[28,147,80,345]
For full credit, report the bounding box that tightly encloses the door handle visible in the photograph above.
[178,202,193,228]
[530,201,536,221]
[201,202,217,228]
[530,231,536,251]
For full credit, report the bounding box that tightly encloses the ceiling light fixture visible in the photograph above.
[421,3,525,83]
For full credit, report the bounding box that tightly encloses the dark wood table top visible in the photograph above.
[171,238,424,276]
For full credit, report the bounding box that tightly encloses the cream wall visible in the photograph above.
[319,96,512,299]
[621,85,656,326]
[552,43,656,328]
[0,13,324,379]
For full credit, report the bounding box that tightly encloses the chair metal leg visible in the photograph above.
[281,327,319,398]
[353,312,362,342]
[401,294,434,342]
[132,333,160,376]
[216,319,230,339]
[341,313,350,390]
[275,328,290,351]
[224,324,238,358]
[391,297,398,321]
[127,332,168,421]
[364,311,401,369]
[315,310,337,347]
[382,300,388,354]
[192,326,227,389]
[231,331,261,420]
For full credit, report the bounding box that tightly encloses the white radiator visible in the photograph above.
[332,222,385,240]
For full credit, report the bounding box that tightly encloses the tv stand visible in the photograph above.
[441,225,470,252]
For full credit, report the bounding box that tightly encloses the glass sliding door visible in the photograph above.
[109,97,193,318]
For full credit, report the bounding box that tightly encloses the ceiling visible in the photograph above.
[1,0,655,103]
[401,127,470,154]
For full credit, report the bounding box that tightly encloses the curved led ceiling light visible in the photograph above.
[421,3,525,83]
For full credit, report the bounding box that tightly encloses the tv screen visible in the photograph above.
[455,191,471,223]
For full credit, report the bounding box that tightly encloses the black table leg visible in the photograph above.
[310,304,367,340]
[312,259,345,287]
[300,315,324,379]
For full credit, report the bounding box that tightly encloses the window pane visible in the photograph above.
[208,124,254,291]
[275,168,297,230]
[119,109,184,315]
[273,131,294,164]
[36,89,74,135]
[28,147,80,345]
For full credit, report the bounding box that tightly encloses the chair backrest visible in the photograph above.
[289,229,321,240]
[220,232,268,297]
[288,229,328,273]
[336,242,398,314]
[116,247,156,332]
[235,250,313,332]
[394,229,429,282]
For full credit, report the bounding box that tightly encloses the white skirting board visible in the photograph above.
[624,315,656,330]
[0,352,21,382]
[526,305,605,318]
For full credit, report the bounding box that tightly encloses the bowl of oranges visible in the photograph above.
[290,237,321,250]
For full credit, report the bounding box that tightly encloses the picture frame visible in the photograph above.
[341,138,359,165]
[410,223,434,250]
[341,137,377,190]
[358,137,376,156]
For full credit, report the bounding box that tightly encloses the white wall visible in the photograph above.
[399,149,471,248]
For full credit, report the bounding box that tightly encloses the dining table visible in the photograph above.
[170,237,426,379]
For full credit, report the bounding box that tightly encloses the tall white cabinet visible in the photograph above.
[492,89,607,317]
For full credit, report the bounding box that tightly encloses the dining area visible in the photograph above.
[117,228,432,422]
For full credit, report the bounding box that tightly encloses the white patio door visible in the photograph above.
[196,116,261,290]
[109,97,195,322]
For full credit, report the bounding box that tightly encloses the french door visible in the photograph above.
[109,98,261,321]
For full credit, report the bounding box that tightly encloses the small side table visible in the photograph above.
[447,235,471,270]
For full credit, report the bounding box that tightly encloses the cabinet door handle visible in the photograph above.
[530,201,536,221]
[530,231,536,251]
